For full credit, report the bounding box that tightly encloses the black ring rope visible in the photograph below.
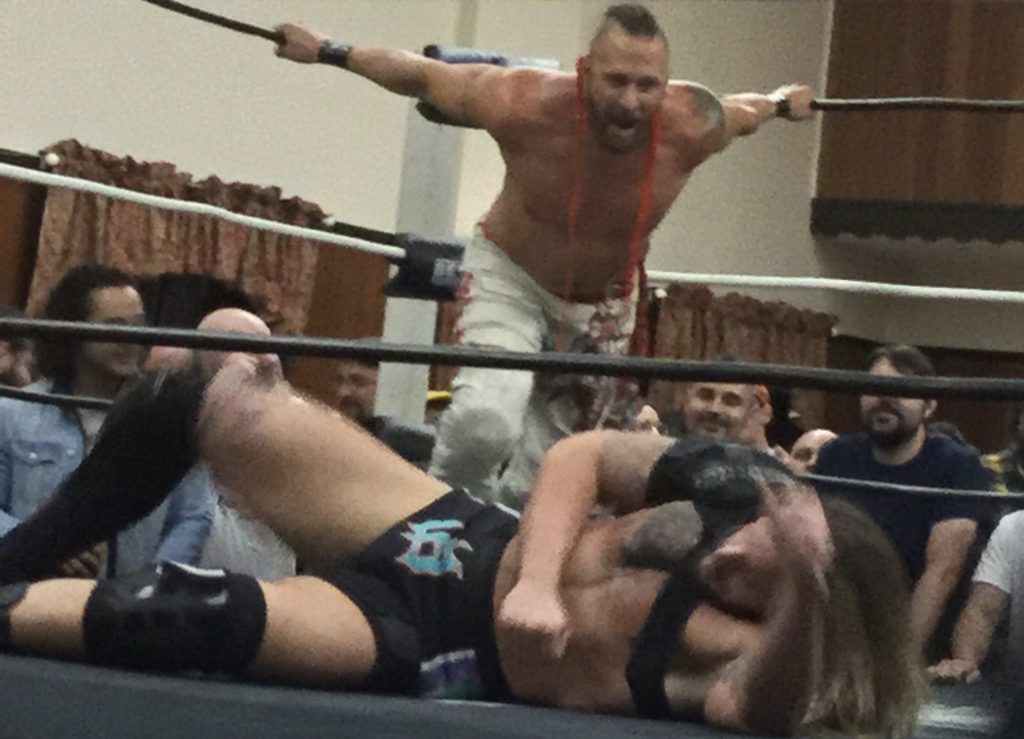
[2,384,1021,504]
[139,0,280,41]
[5,318,1024,400]
[811,97,1024,113]
[802,473,1024,504]
[0,384,111,411]
[138,1,1024,117]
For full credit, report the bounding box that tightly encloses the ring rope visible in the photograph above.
[2,382,1020,503]
[0,162,406,262]
[5,317,1024,400]
[139,0,279,41]
[0,384,111,411]
[8,160,1024,306]
[645,270,1024,304]
[802,473,1024,503]
[132,0,1024,120]
[811,97,1024,113]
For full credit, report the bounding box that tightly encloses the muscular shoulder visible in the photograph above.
[483,67,574,134]
[664,81,726,152]
[620,501,704,572]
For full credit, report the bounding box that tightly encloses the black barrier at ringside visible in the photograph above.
[5,317,1024,400]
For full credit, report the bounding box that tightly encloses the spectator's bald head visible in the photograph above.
[145,309,278,381]
[196,309,276,380]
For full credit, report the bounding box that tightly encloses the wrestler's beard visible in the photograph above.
[586,96,649,153]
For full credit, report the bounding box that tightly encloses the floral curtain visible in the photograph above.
[28,139,323,334]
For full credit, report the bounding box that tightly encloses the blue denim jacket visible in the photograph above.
[0,379,213,575]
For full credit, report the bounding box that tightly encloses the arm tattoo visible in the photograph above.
[683,83,726,137]
[621,502,704,572]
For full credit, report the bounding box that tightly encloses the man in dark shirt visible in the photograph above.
[333,358,436,470]
[813,344,993,657]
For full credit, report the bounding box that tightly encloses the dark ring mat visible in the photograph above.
[0,654,1010,738]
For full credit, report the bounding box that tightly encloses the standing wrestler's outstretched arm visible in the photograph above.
[497,431,673,656]
[274,22,529,129]
[686,83,814,154]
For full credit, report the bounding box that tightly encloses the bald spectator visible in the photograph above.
[787,428,837,475]
[0,306,34,388]
[148,308,296,581]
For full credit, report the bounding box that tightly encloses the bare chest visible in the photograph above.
[503,136,693,239]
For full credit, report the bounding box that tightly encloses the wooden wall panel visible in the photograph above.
[0,177,45,309]
[285,246,389,404]
[818,0,1024,205]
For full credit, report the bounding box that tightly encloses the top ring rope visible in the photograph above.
[645,270,1024,304]
[0,162,404,261]
[137,0,1024,117]
[3,382,1022,505]
[811,97,1024,113]
[5,317,1024,400]
[0,160,466,302]
[9,159,1024,306]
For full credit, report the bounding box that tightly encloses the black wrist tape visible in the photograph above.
[773,95,792,120]
[318,40,352,68]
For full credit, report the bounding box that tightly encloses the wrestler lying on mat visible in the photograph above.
[0,356,922,737]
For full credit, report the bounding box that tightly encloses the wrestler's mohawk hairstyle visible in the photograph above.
[596,4,667,45]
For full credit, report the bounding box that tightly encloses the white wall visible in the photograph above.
[1,0,461,233]
[8,1,1011,353]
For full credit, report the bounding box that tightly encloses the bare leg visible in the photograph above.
[200,356,448,562]
[8,576,378,689]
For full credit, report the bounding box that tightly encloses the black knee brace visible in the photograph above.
[0,368,206,585]
[82,562,266,675]
[0,582,29,653]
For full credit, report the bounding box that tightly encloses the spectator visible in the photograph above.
[0,264,211,577]
[682,378,777,457]
[929,509,1024,684]
[786,428,837,474]
[332,358,435,469]
[192,308,295,580]
[983,404,1024,493]
[813,344,992,657]
[0,306,34,388]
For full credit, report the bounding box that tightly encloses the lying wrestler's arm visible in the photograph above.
[497,432,673,653]
[702,490,830,735]
[275,22,532,129]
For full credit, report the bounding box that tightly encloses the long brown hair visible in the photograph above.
[808,497,926,737]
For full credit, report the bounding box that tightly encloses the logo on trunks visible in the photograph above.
[396,519,474,579]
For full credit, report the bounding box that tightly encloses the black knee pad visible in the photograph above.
[0,582,30,652]
[82,562,266,675]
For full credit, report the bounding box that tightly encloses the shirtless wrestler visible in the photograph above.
[0,357,921,737]
[273,5,816,504]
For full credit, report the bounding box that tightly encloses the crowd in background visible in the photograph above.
[2,264,1024,697]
